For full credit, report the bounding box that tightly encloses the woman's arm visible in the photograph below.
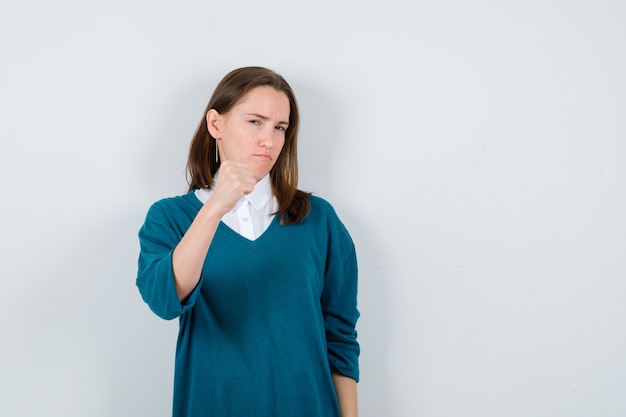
[172,161,256,301]
[171,204,222,300]
[332,372,358,417]
[320,203,360,415]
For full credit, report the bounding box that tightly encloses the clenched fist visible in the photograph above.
[208,161,256,216]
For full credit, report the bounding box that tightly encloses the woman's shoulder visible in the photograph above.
[144,191,202,220]
[306,194,346,224]
[149,191,199,208]
[308,194,335,212]
[305,194,354,244]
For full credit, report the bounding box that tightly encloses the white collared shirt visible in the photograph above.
[194,171,277,241]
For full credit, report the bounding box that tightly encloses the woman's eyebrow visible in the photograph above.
[246,113,289,125]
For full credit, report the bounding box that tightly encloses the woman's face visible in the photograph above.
[208,86,290,182]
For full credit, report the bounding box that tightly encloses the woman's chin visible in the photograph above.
[252,169,270,183]
[250,163,275,183]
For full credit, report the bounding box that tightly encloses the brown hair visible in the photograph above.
[186,66,310,224]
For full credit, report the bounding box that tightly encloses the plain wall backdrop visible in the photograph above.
[1,1,625,416]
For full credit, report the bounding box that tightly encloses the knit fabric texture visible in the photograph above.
[137,193,360,417]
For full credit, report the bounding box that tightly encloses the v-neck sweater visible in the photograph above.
[137,192,360,417]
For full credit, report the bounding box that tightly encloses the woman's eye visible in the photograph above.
[275,125,285,132]
[250,120,261,125]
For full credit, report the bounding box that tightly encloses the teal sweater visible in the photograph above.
[137,192,359,417]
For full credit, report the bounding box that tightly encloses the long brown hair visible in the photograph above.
[186,66,310,224]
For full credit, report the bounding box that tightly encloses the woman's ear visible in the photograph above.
[206,109,221,138]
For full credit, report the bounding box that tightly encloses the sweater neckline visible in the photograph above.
[185,191,281,245]
[217,214,280,245]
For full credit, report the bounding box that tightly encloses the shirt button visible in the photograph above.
[242,217,249,222]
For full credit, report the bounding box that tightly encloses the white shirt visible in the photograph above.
[194,171,277,241]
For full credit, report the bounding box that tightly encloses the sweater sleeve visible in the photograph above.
[136,200,203,320]
[320,211,360,382]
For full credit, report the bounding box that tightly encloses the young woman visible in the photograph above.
[137,66,359,417]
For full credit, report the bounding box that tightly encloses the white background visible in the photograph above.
[1,1,625,416]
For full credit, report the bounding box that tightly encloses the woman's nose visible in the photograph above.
[259,128,274,148]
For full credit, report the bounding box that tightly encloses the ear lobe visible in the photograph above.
[206,109,221,138]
